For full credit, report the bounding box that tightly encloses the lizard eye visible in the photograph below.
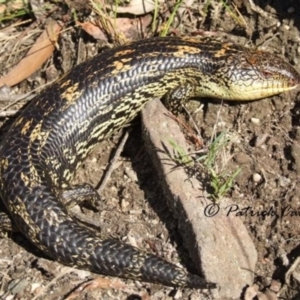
[261,70,273,78]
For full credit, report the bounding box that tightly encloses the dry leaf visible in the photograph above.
[65,278,126,300]
[244,284,259,300]
[76,21,107,40]
[79,15,151,42]
[107,0,164,15]
[103,16,151,40]
[0,19,62,87]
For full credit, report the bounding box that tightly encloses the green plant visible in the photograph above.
[169,138,194,167]
[159,0,183,36]
[202,0,247,28]
[169,130,241,200]
[0,0,30,22]
[198,131,241,200]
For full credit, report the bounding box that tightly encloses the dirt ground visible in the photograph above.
[0,0,300,299]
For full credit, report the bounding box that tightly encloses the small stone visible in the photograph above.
[127,233,138,248]
[151,219,159,225]
[217,121,226,127]
[278,176,291,187]
[269,279,281,293]
[280,253,289,266]
[72,269,91,279]
[31,282,42,292]
[235,153,251,164]
[255,134,269,147]
[8,279,29,294]
[253,173,262,182]
[153,291,168,298]
[251,117,260,125]
[261,288,278,300]
[287,7,295,13]
[121,198,130,210]
[125,167,138,182]
[244,284,259,299]
[260,144,267,150]
[174,289,182,299]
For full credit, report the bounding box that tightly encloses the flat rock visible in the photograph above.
[141,99,258,299]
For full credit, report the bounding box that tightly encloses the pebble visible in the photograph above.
[235,152,251,164]
[174,289,183,299]
[121,198,130,210]
[218,121,226,127]
[252,173,262,182]
[255,134,269,147]
[251,117,260,125]
[72,269,91,279]
[244,284,259,299]
[127,233,138,248]
[287,7,295,13]
[31,283,42,293]
[153,291,168,298]
[8,279,29,294]
[125,167,138,182]
[270,279,281,293]
[278,176,290,187]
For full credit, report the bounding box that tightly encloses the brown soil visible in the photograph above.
[0,1,300,299]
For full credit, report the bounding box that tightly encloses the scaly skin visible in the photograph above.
[0,36,299,288]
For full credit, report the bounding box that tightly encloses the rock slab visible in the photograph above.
[142,99,258,299]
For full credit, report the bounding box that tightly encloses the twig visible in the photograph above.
[97,129,130,193]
